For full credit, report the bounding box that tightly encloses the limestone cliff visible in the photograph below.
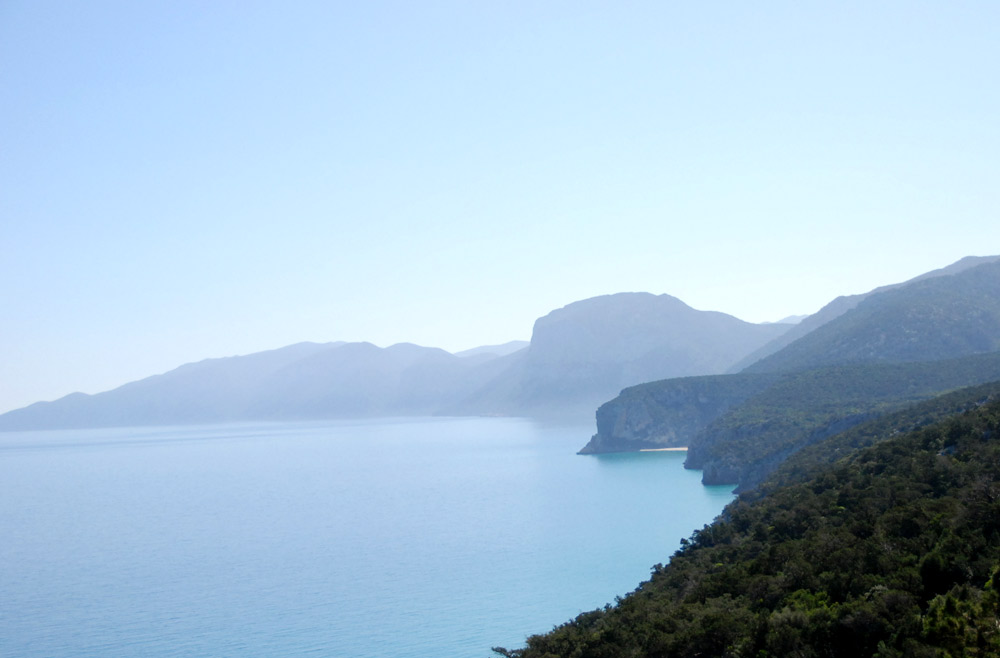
[578,373,779,454]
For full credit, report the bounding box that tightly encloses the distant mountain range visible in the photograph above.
[7,255,1000,439]
[453,341,529,359]
[0,293,790,431]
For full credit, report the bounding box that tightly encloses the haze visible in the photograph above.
[2,2,999,414]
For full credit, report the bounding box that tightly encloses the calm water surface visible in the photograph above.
[0,417,733,657]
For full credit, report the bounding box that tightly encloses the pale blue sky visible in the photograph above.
[2,1,999,413]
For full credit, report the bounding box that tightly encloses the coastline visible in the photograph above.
[639,447,688,452]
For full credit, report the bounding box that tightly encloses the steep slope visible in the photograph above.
[587,351,1000,490]
[730,254,1000,372]
[749,378,1000,501]
[500,388,1000,658]
[690,351,1000,489]
[457,293,790,417]
[578,373,781,453]
[744,258,1000,373]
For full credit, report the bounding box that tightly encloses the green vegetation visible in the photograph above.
[496,386,1000,657]
[589,351,1000,489]
[745,260,1000,374]
[691,351,1000,488]
[580,373,781,454]
[750,379,1000,501]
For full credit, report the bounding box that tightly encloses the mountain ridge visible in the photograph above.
[0,292,790,431]
[728,254,1000,372]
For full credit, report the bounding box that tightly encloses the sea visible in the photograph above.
[0,417,734,657]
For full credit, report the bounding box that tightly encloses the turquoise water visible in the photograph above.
[0,417,733,657]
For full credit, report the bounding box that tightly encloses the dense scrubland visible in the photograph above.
[496,384,1000,657]
[496,258,1000,656]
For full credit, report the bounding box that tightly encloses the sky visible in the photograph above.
[2,1,999,414]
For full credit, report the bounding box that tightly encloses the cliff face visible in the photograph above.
[578,373,780,454]
[585,351,1000,491]
[580,257,1000,492]
[453,292,791,420]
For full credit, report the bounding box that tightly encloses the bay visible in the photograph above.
[0,417,733,657]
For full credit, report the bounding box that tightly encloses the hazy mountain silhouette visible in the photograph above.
[28,250,998,433]
[453,340,529,360]
[0,294,791,430]
[0,341,499,430]
[0,342,343,430]
[244,342,497,418]
[449,293,791,417]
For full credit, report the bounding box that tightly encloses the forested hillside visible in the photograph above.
[0,292,788,430]
[729,254,1000,372]
[689,351,1000,489]
[586,351,1000,490]
[750,379,1000,501]
[497,386,1000,657]
[745,259,1000,374]
[578,372,781,454]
